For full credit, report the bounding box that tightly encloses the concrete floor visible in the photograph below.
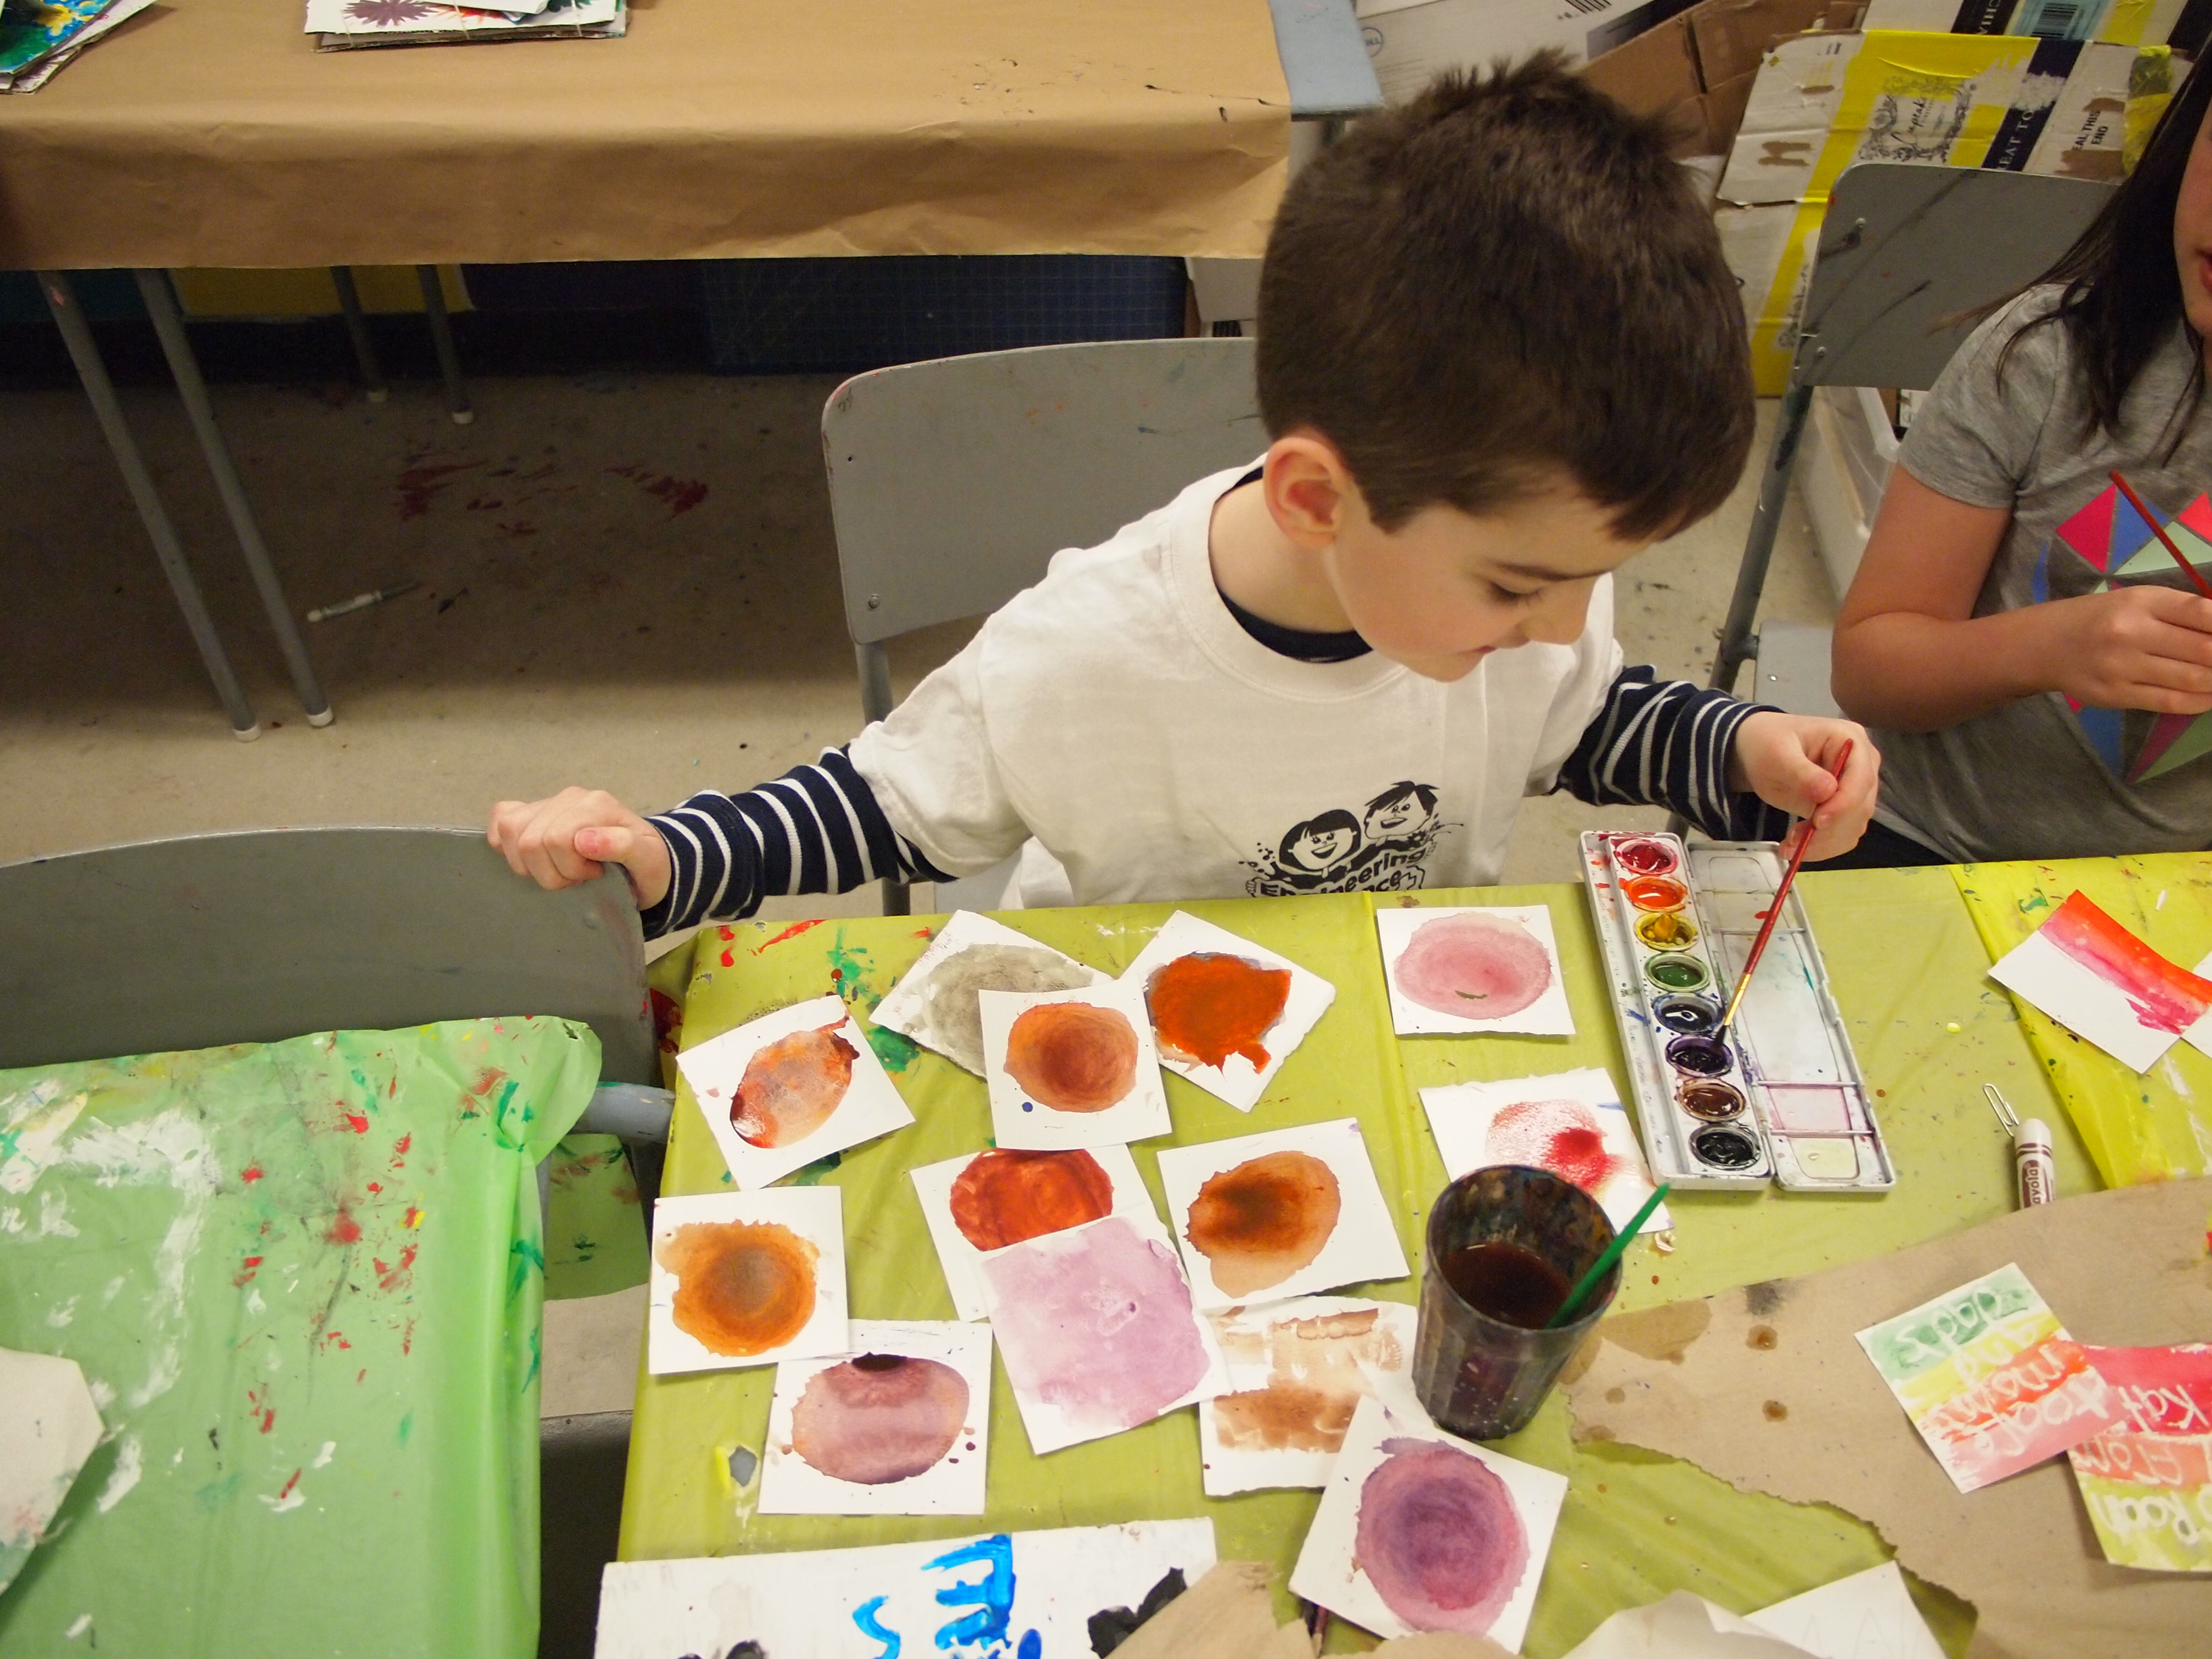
[0,365,1835,1656]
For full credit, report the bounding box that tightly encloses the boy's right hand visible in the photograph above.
[487,788,672,911]
[2047,585,2212,714]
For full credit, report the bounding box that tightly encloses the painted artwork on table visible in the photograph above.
[2047,483,2212,783]
[592,1519,1218,1659]
[1418,1069,1669,1236]
[2066,1343,2212,1573]
[911,1143,1159,1322]
[304,0,627,45]
[1117,911,1336,1112]
[647,1189,849,1376]
[873,910,1105,1076]
[980,1214,1231,1454]
[1375,905,1576,1037]
[979,980,1171,1152]
[677,994,915,1189]
[0,1347,104,1594]
[1155,1119,1409,1312]
[1198,1296,1418,1497]
[1856,1262,2121,1494]
[1290,1394,1566,1650]
[759,1320,992,1516]
[1985,891,2212,1073]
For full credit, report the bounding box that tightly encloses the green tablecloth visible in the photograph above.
[0,1015,599,1657]
[622,871,2101,1656]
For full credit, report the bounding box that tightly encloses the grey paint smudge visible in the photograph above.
[916,945,1097,1073]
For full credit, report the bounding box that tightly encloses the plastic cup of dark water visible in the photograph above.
[1411,1165,1621,1440]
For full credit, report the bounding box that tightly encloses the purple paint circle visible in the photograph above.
[1355,1440,1529,1635]
[1396,913,1553,1020]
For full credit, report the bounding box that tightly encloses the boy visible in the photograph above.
[490,60,1877,930]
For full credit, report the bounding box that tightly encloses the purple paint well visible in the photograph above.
[980,1214,1209,1433]
[1355,1438,1528,1634]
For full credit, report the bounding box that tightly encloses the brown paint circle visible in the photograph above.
[790,1354,970,1485]
[1184,1149,1342,1297]
[657,1219,819,1357]
[1002,1001,1140,1113]
[731,1023,858,1149]
[949,1148,1115,1251]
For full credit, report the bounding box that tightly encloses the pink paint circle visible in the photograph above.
[1355,1439,1529,1634]
[1396,913,1552,1020]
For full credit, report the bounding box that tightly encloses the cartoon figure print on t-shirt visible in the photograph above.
[1244,781,1459,896]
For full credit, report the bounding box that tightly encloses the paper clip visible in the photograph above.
[1984,1083,2020,1133]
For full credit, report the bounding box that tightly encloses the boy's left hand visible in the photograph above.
[1729,713,1878,862]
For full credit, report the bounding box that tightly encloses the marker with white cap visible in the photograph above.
[1985,1084,2054,1209]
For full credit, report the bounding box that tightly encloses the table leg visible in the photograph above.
[416,266,473,426]
[37,270,260,741]
[137,269,334,727]
[330,267,390,403]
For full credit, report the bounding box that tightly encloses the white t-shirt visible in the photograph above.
[848,463,1623,908]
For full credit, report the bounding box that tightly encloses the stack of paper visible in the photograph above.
[306,0,625,52]
[0,0,158,93]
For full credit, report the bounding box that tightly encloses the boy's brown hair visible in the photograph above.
[1257,55,1753,540]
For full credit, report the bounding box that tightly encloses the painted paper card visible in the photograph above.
[873,910,1105,1076]
[1854,1262,2121,1493]
[1198,1296,1417,1497]
[647,1188,848,1376]
[2066,1343,2212,1573]
[979,1214,1231,1454]
[978,980,1171,1152]
[594,1518,1217,1659]
[759,1321,992,1516]
[1117,910,1336,1112]
[1290,1393,1566,1650]
[1375,904,1576,1037]
[0,1347,104,1593]
[1418,1069,1671,1236]
[678,994,915,1189]
[911,1143,1159,1322]
[1155,1118,1409,1312]
[1985,890,2212,1074]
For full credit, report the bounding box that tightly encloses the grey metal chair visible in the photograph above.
[822,336,1267,913]
[1711,163,2118,702]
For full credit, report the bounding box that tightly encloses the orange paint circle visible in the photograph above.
[1185,1149,1342,1296]
[1003,1001,1140,1113]
[1144,952,1293,1071]
[949,1148,1115,1250]
[658,1219,819,1356]
[731,1022,858,1148]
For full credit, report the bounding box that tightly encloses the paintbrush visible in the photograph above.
[1545,1183,1670,1329]
[2109,471,2212,601]
[1717,738,1855,1037]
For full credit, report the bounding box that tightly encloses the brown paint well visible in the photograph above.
[657,1219,819,1357]
[1002,1001,1139,1113]
[949,1148,1114,1251]
[1144,952,1292,1071]
[731,1022,858,1149]
[1184,1149,1341,1296]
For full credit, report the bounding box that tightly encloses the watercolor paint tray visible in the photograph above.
[1580,832,1895,1194]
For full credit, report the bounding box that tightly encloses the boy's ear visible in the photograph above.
[1262,432,1359,550]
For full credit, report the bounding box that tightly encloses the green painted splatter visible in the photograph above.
[825,925,921,1070]
[194,1471,242,1511]
[2016,893,2052,914]
[524,1327,541,1391]
[398,1412,413,1448]
[508,1236,546,1295]
[789,1150,843,1186]
[865,1025,920,1073]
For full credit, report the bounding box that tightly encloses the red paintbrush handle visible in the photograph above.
[2111,471,2212,602]
[1722,738,1853,1029]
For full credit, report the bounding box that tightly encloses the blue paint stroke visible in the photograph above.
[923,1534,1038,1655]
[852,1594,901,1657]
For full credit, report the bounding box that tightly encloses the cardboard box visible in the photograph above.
[1860,0,2185,43]
[1357,0,1698,106]
[1578,0,1860,154]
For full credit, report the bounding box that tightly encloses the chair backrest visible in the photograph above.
[823,337,1263,648]
[0,827,653,1082]
[1798,163,2116,392]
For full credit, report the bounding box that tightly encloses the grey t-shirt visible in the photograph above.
[1872,288,2212,862]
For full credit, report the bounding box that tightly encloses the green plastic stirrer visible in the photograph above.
[1544,1182,1671,1329]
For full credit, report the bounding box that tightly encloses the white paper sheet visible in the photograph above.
[1744,1562,1946,1659]
[1116,910,1336,1111]
[1198,1296,1417,1496]
[0,1347,105,1593]
[592,1519,1218,1659]
[1155,1118,1409,1312]
[678,994,915,1189]
[1418,1068,1670,1235]
[1290,1393,1566,1651]
[1984,895,2212,1075]
[759,1320,992,1516]
[872,910,1105,1076]
[979,980,1172,1152]
[647,1188,849,1376]
[911,1142,1161,1322]
[1375,904,1576,1037]
[980,1214,1231,1455]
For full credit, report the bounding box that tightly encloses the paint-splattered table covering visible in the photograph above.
[0,1015,599,1656]
[625,874,2093,1656]
[1953,853,2212,1189]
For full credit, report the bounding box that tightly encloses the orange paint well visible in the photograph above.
[1144,952,1292,1071]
